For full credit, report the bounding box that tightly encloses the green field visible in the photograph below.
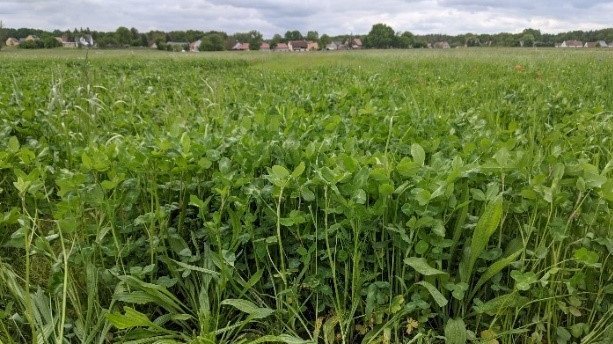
[0,48,612,343]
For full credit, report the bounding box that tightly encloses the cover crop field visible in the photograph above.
[0,49,612,343]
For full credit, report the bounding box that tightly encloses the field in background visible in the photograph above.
[0,49,612,343]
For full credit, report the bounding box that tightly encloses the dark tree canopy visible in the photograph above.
[284,30,303,41]
[365,23,396,48]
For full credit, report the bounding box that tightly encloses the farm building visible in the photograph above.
[290,40,309,51]
[55,37,77,48]
[231,42,250,51]
[596,40,608,47]
[307,41,319,50]
[189,40,202,52]
[273,43,290,51]
[325,42,339,50]
[78,35,95,47]
[348,38,363,49]
[584,42,597,48]
[433,41,451,49]
[260,42,270,50]
[25,35,39,42]
[559,40,583,48]
[5,37,19,46]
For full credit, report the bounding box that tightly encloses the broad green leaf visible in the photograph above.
[414,188,431,206]
[352,188,367,204]
[189,194,206,209]
[510,270,537,291]
[220,299,274,319]
[272,165,290,179]
[180,132,191,154]
[416,281,448,307]
[404,257,447,276]
[7,136,20,153]
[323,315,339,344]
[378,183,394,196]
[474,293,528,316]
[301,188,315,202]
[250,334,312,344]
[460,196,503,283]
[106,307,158,330]
[470,249,522,299]
[171,259,220,276]
[397,157,420,177]
[600,179,613,201]
[291,162,305,178]
[411,143,426,166]
[573,247,600,267]
[584,172,606,188]
[445,318,467,344]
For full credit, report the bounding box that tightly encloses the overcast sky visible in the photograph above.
[1,0,611,37]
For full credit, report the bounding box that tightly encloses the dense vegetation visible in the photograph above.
[0,49,611,344]
[1,25,612,50]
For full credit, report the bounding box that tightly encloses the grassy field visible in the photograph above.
[0,48,612,343]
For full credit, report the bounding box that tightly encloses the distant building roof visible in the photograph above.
[561,40,582,48]
[433,41,450,49]
[232,42,250,50]
[274,43,289,50]
[260,42,270,50]
[290,40,308,49]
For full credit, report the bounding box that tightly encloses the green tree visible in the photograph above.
[0,20,3,51]
[365,23,396,49]
[306,31,319,41]
[520,33,535,47]
[319,34,331,48]
[397,31,414,48]
[233,30,263,50]
[199,33,226,51]
[115,26,132,46]
[284,30,302,41]
[42,36,61,48]
[270,34,283,48]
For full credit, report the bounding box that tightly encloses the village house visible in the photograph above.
[584,42,597,48]
[273,42,290,52]
[596,40,608,47]
[307,41,319,51]
[290,40,309,51]
[260,42,270,51]
[55,36,77,48]
[25,35,39,42]
[232,42,250,51]
[5,37,19,47]
[433,41,451,49]
[189,39,202,52]
[559,40,583,48]
[348,38,363,49]
[325,42,339,50]
[78,34,95,47]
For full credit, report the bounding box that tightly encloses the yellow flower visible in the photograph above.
[405,318,419,335]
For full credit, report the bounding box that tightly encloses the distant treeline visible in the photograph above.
[1,25,612,50]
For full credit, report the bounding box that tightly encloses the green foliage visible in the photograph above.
[365,23,396,48]
[0,49,611,344]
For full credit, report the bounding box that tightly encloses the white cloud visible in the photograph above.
[0,0,610,36]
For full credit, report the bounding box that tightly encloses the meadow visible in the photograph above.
[0,48,611,343]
